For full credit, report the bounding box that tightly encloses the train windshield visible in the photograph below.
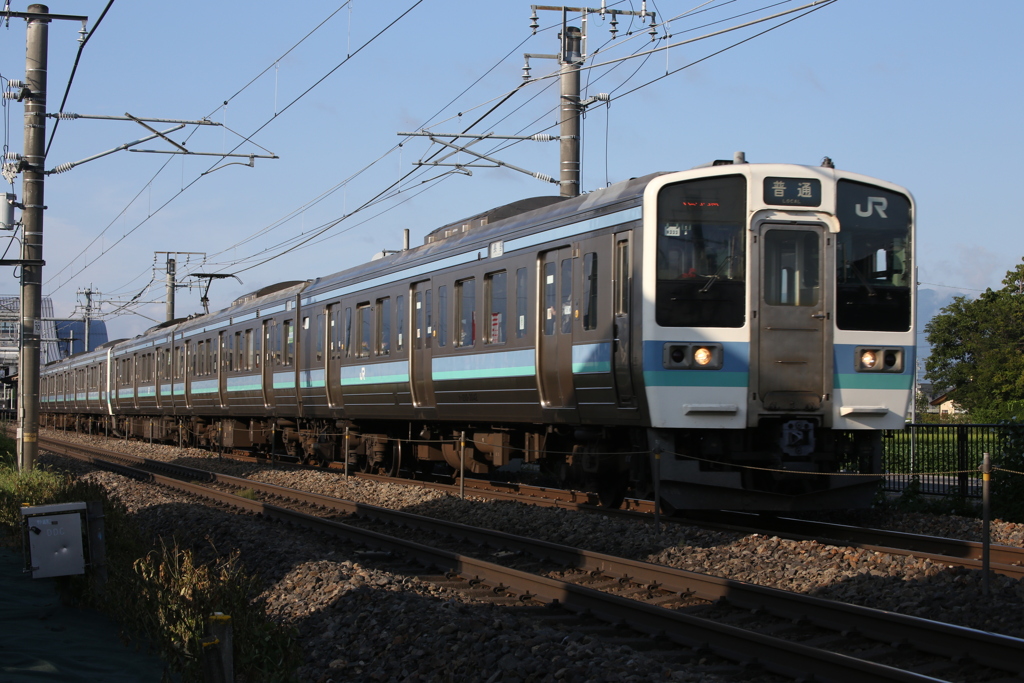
[835,180,912,331]
[655,175,746,327]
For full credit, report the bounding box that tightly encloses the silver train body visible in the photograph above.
[40,161,915,511]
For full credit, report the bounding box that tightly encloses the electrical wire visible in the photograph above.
[44,0,115,159]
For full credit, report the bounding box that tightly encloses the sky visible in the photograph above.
[0,0,1020,363]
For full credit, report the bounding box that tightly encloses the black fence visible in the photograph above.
[882,423,1008,498]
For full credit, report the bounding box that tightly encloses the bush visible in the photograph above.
[0,456,300,681]
[992,420,1024,523]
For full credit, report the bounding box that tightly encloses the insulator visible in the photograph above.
[48,162,75,175]
[54,112,80,120]
[609,15,618,38]
[4,152,21,161]
[2,92,17,100]
[649,21,658,41]
[522,59,532,81]
[530,134,556,142]
[529,9,539,34]
[533,172,554,183]
[7,80,23,88]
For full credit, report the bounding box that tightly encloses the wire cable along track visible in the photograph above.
[40,435,1024,683]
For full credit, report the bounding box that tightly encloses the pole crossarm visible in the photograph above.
[399,131,559,142]
[45,124,186,175]
[0,10,87,21]
[47,113,221,126]
[411,133,558,185]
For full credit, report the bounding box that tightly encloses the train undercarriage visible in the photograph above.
[41,411,883,511]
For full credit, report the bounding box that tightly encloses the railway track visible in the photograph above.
[39,434,1024,683]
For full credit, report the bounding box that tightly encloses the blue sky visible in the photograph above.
[0,0,1020,352]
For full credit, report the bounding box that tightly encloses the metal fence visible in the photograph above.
[882,423,1008,498]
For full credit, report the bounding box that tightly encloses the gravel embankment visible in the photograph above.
[40,430,1024,682]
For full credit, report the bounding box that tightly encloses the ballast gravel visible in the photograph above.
[38,429,1024,682]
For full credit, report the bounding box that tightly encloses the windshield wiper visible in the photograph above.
[699,256,734,293]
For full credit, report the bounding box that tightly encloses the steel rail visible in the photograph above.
[41,435,1024,678]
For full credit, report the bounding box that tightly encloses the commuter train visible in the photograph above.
[40,156,915,511]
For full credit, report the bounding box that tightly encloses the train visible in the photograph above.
[39,155,915,511]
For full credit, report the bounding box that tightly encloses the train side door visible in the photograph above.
[326,303,345,409]
[612,232,637,406]
[537,247,576,410]
[410,281,435,408]
[754,223,833,415]
[262,319,276,408]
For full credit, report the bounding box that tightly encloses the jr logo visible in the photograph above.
[855,196,888,218]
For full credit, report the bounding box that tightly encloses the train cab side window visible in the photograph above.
[582,253,598,331]
[377,298,391,356]
[485,271,507,344]
[437,286,448,347]
[516,268,527,338]
[456,278,475,347]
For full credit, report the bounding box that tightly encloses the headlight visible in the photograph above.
[693,347,712,366]
[855,346,904,373]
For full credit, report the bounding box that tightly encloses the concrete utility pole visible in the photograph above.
[559,25,582,198]
[155,252,205,322]
[165,257,175,322]
[77,286,99,352]
[17,4,50,471]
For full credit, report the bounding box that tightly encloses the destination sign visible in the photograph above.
[763,177,821,207]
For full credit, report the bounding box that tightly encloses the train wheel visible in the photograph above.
[379,439,402,478]
[597,472,627,509]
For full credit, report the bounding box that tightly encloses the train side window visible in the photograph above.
[253,328,261,369]
[414,292,423,344]
[196,341,204,376]
[582,253,598,331]
[437,286,448,347]
[456,278,475,347]
[396,295,406,352]
[210,338,218,374]
[485,271,506,344]
[344,308,352,357]
[560,259,572,334]
[316,314,324,362]
[516,268,527,339]
[543,262,556,336]
[283,319,295,365]
[615,240,630,316]
[425,290,433,344]
[377,298,391,356]
[356,305,371,357]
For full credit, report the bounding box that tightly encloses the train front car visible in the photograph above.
[640,162,914,511]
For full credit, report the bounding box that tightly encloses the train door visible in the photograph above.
[410,281,435,408]
[326,303,345,408]
[754,223,833,415]
[184,341,194,410]
[538,247,576,410]
[612,232,636,406]
[261,319,276,408]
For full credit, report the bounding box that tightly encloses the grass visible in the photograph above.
[0,428,301,682]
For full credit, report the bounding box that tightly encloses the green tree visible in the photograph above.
[924,259,1024,422]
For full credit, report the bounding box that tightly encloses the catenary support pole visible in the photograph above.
[165,257,176,322]
[17,4,49,471]
[559,24,581,198]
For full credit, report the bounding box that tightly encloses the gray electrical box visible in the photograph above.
[21,502,87,579]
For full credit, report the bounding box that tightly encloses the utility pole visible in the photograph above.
[558,24,581,198]
[155,251,204,322]
[17,4,50,471]
[165,257,175,321]
[77,286,99,352]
